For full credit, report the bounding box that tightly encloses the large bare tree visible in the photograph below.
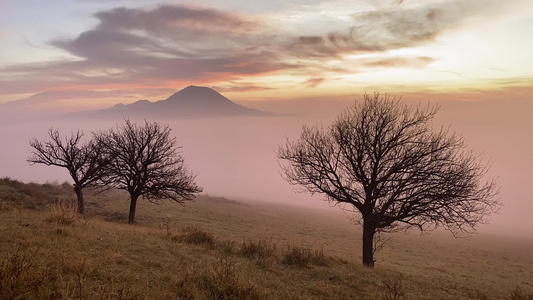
[278,93,500,267]
[96,120,202,224]
[28,129,106,214]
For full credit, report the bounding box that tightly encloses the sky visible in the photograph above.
[1,0,532,112]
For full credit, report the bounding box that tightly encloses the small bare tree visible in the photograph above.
[278,93,500,267]
[96,120,202,224]
[28,129,106,214]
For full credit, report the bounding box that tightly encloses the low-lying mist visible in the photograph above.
[1,98,532,238]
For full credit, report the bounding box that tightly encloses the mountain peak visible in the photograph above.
[184,85,206,90]
[165,86,231,105]
[71,85,276,119]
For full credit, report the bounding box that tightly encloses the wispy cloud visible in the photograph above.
[95,5,259,36]
[210,84,274,93]
[362,56,434,68]
[1,5,285,95]
[303,78,325,88]
[0,0,512,109]
[1,88,175,111]
[283,0,501,58]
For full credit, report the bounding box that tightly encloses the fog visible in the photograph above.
[1,98,532,238]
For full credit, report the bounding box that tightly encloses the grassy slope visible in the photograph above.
[0,178,532,299]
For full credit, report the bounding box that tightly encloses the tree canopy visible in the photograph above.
[96,120,202,224]
[278,93,500,266]
[28,128,106,214]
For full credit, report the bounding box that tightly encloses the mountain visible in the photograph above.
[71,86,275,119]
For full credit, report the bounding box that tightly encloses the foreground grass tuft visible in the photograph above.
[239,238,277,260]
[282,245,328,268]
[45,196,79,225]
[380,275,406,300]
[172,226,216,248]
[176,259,263,300]
[0,244,61,299]
[510,287,533,300]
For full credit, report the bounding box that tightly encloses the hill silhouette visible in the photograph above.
[72,86,275,119]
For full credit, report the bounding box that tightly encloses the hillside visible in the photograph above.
[1,178,532,299]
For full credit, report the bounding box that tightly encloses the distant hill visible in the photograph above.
[70,86,276,119]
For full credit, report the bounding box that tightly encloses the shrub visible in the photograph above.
[45,196,78,225]
[173,226,216,248]
[510,287,533,300]
[281,245,328,268]
[239,238,277,260]
[312,247,327,266]
[282,245,312,268]
[175,259,262,300]
[467,290,490,300]
[217,240,237,256]
[380,275,405,300]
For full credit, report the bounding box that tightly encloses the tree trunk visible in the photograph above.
[128,195,138,224]
[74,186,84,215]
[362,219,376,267]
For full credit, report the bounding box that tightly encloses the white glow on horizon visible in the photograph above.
[0,0,532,108]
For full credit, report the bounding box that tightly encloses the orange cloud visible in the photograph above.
[0,1,515,109]
[303,78,325,88]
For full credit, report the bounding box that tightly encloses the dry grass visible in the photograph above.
[380,273,405,300]
[239,238,277,261]
[0,177,72,210]
[45,196,79,225]
[281,245,327,268]
[1,180,532,299]
[0,243,60,299]
[173,225,216,249]
[175,259,264,300]
[510,287,533,300]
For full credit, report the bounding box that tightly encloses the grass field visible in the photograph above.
[1,178,532,299]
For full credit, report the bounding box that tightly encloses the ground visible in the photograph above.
[0,178,532,299]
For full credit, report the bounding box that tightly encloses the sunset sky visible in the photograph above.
[1,0,532,112]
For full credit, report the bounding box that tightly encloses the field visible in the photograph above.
[1,178,532,299]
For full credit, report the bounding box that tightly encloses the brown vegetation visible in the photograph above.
[0,179,531,299]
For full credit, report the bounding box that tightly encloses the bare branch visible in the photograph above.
[277,92,500,266]
[94,119,202,224]
[27,128,107,214]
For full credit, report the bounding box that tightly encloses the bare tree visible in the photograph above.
[278,93,500,267]
[28,129,106,214]
[96,120,202,224]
